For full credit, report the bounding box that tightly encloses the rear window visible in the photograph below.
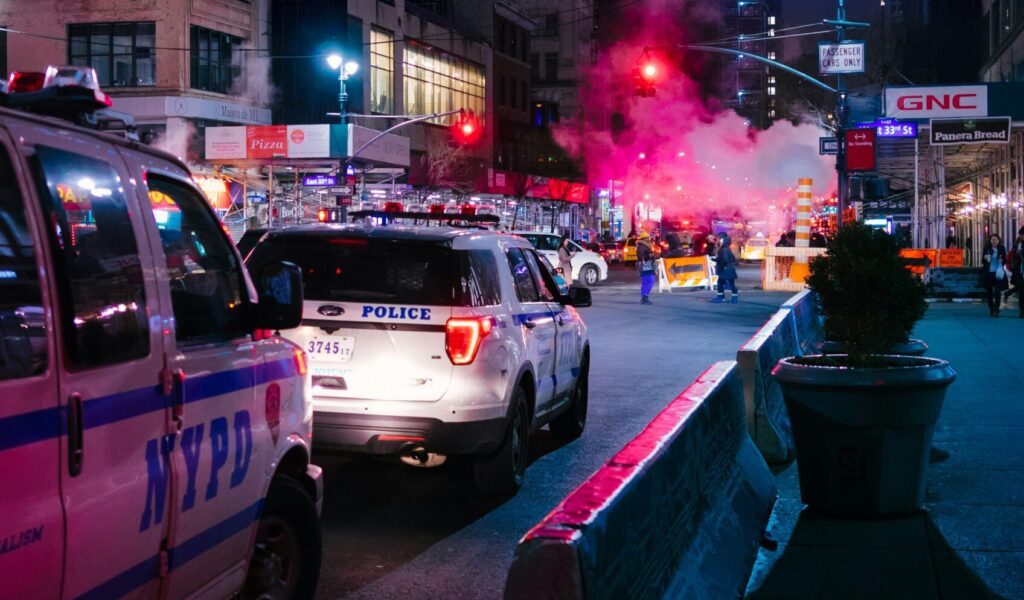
[248,235,499,307]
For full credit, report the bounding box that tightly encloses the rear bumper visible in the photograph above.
[313,411,507,456]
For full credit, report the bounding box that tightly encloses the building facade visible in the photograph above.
[721,0,781,129]
[1,0,274,161]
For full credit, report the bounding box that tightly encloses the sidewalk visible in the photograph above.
[746,303,1024,599]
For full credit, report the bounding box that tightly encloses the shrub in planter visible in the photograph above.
[773,223,956,516]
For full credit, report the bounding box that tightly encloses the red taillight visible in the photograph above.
[460,205,477,216]
[294,348,308,376]
[445,317,493,365]
[429,204,446,214]
[8,71,46,93]
[253,329,275,341]
[384,201,403,212]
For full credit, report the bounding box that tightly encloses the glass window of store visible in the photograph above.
[68,22,155,87]
[370,28,395,114]
[403,42,485,124]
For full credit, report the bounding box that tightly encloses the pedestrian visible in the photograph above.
[712,233,739,304]
[557,236,575,282]
[1004,227,1024,317]
[981,233,1009,317]
[637,232,656,305]
[704,233,718,257]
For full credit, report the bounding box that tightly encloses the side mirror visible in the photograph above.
[255,261,303,330]
[562,286,592,308]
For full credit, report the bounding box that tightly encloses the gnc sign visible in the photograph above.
[885,85,988,119]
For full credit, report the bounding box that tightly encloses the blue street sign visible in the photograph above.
[302,174,338,187]
[857,118,918,138]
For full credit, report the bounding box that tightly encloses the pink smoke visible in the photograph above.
[554,3,837,235]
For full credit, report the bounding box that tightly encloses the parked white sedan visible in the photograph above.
[513,232,609,287]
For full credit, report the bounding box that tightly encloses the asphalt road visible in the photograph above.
[313,262,786,600]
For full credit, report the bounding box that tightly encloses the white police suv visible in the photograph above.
[246,224,592,495]
[0,67,322,599]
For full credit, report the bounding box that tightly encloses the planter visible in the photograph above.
[773,355,956,516]
[821,338,929,356]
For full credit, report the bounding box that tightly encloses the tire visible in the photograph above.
[474,387,530,496]
[550,355,589,440]
[241,476,322,600]
[579,264,600,287]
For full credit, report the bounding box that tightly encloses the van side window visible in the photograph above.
[455,250,502,307]
[506,248,541,303]
[146,175,246,344]
[0,147,47,380]
[32,146,149,367]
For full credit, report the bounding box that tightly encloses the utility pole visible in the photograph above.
[824,0,870,227]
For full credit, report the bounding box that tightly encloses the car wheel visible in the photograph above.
[241,476,322,600]
[579,264,600,287]
[550,355,588,439]
[474,387,530,496]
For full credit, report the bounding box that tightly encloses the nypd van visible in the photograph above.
[0,67,321,599]
[246,223,592,495]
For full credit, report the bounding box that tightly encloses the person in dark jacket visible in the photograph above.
[1004,227,1024,317]
[712,233,739,303]
[982,233,1009,317]
[637,232,656,304]
[557,236,575,282]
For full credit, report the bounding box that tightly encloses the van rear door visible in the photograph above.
[249,234,454,402]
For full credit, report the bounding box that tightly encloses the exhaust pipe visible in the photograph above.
[399,443,447,468]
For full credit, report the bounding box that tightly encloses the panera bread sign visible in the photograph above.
[930,117,1011,146]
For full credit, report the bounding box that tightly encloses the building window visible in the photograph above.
[520,81,527,111]
[768,16,776,25]
[545,53,558,81]
[0,28,6,79]
[190,26,241,94]
[530,53,539,80]
[496,18,506,54]
[370,28,394,114]
[509,24,519,58]
[768,76,776,84]
[403,41,485,124]
[769,109,776,118]
[68,22,155,87]
[768,86,776,96]
[520,30,528,62]
[545,13,558,35]
[499,73,507,106]
[767,51,776,60]
[511,76,518,109]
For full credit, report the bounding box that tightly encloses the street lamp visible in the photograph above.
[326,53,359,123]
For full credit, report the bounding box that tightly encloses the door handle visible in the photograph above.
[523,319,536,329]
[67,393,84,477]
[557,317,565,326]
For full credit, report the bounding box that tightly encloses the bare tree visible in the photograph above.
[418,138,482,204]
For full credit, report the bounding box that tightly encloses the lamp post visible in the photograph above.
[326,53,359,123]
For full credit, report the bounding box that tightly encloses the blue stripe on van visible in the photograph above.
[511,310,556,325]
[0,357,298,453]
[74,499,265,600]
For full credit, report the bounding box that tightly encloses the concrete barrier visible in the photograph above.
[780,289,824,357]
[504,362,776,600]
[736,309,798,464]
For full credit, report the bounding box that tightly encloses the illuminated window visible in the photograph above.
[769,76,776,84]
[768,86,776,95]
[371,28,394,114]
[769,110,776,118]
[403,42,485,124]
[768,16,776,25]
[768,51,776,60]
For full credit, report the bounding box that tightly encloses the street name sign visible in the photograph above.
[302,174,337,187]
[845,128,876,172]
[818,41,866,75]
[819,137,839,155]
[930,117,1012,145]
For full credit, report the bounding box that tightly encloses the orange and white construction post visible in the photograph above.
[789,178,813,282]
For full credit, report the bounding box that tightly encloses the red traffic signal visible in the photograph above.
[632,57,659,98]
[317,208,329,222]
[451,110,483,146]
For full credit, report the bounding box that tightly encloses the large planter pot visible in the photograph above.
[821,339,929,356]
[772,355,956,516]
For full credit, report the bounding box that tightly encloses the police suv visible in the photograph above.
[0,67,322,599]
[246,222,592,495]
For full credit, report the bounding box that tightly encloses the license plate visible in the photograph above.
[306,336,355,362]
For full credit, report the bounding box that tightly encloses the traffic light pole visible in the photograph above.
[345,109,466,164]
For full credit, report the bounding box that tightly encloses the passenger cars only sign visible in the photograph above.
[819,41,865,75]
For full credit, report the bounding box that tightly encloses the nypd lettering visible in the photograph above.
[140,409,253,532]
[0,525,43,557]
[360,305,432,321]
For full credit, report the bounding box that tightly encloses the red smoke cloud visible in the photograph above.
[554,3,837,235]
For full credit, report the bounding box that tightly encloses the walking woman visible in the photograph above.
[981,233,1009,317]
[557,236,576,282]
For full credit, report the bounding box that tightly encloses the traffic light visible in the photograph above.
[317,208,329,222]
[632,60,658,97]
[451,110,483,146]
